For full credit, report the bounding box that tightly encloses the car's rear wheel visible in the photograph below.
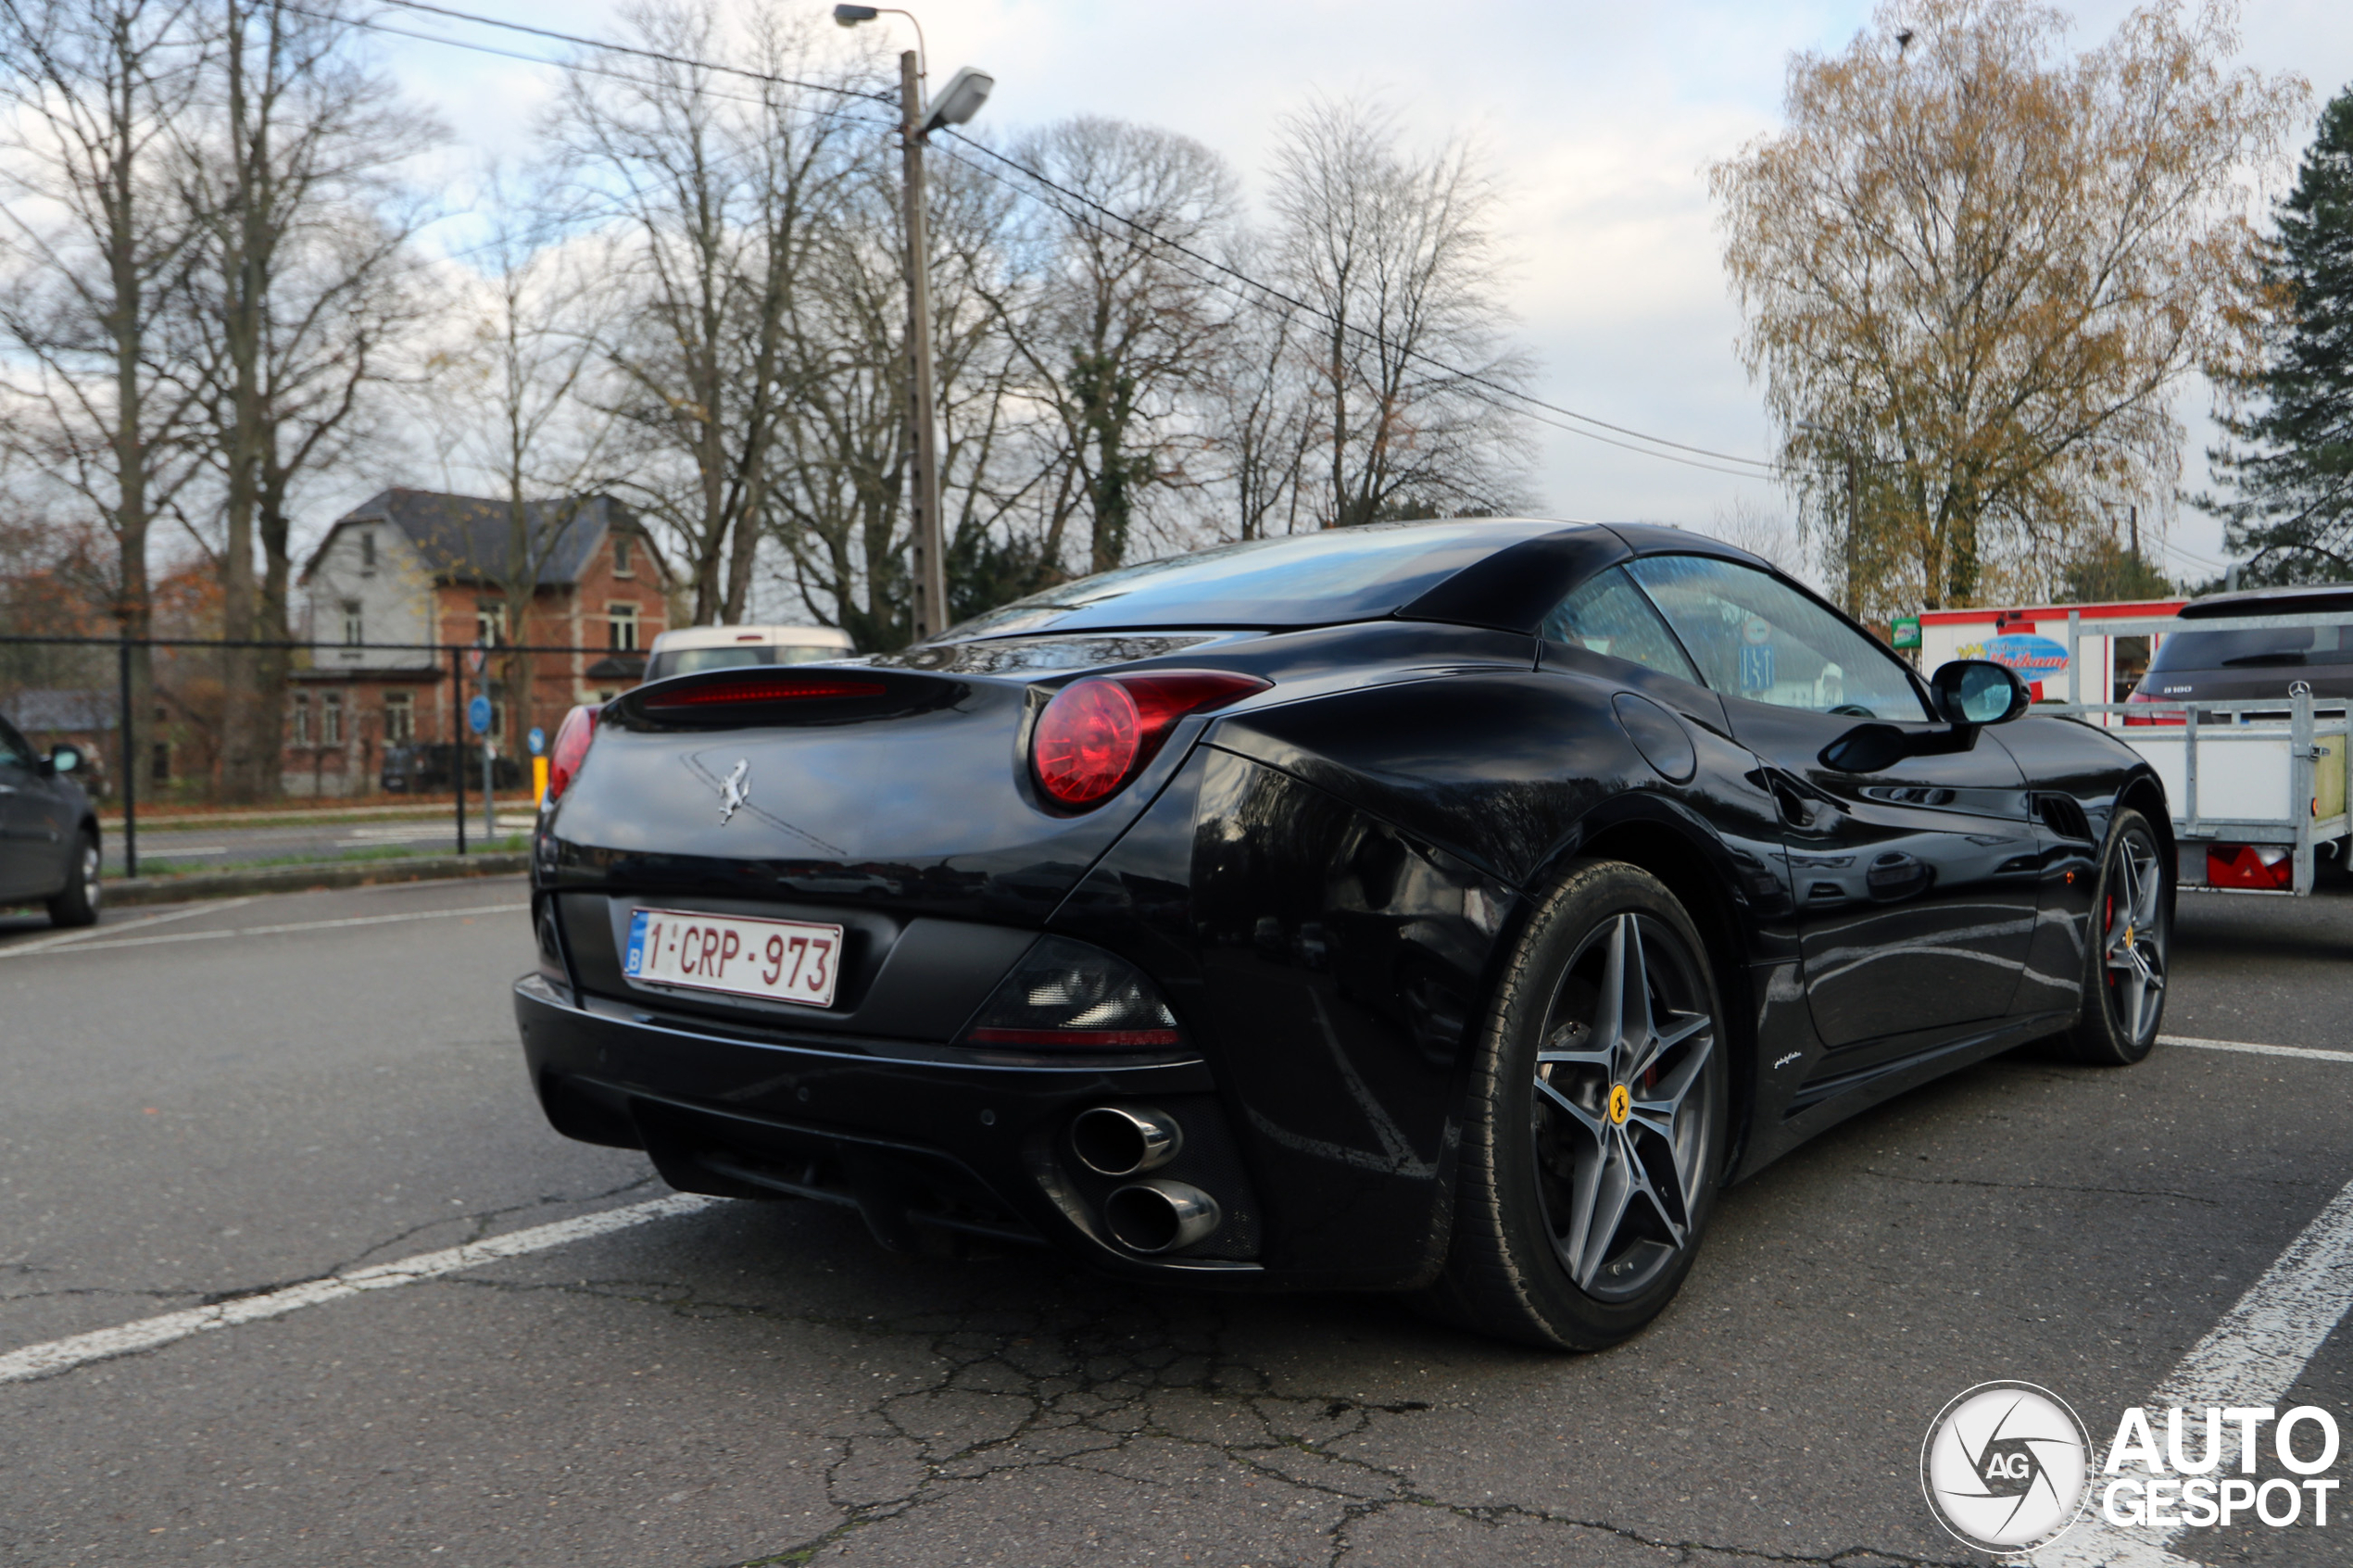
[2057,808,2168,1066]
[1423,859,1727,1349]
[46,831,101,929]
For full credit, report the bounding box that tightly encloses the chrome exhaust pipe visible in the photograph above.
[1103,1179,1221,1254]
[1070,1104,1181,1177]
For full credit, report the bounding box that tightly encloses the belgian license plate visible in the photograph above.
[623,908,844,1009]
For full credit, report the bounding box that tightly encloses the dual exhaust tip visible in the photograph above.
[1070,1104,1220,1255]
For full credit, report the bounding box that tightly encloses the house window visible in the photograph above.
[612,534,633,576]
[342,600,363,646]
[151,742,170,784]
[292,695,311,746]
[360,530,376,571]
[322,691,344,746]
[476,601,508,647]
[489,699,507,739]
[384,690,413,742]
[608,602,640,651]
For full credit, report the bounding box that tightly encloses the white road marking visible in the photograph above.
[2159,1035,2353,1064]
[0,898,257,958]
[2032,1172,2353,1567]
[0,901,528,959]
[0,1195,716,1385]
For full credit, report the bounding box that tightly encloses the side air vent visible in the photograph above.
[2033,793,2094,843]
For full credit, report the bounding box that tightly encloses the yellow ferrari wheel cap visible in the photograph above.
[1607,1084,1631,1125]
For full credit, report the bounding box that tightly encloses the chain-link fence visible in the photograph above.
[1,634,640,880]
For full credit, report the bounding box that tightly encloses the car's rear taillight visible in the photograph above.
[2122,688,2183,726]
[546,703,599,804]
[1030,670,1270,809]
[959,936,1183,1050]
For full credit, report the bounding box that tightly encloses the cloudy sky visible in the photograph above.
[369,0,2353,591]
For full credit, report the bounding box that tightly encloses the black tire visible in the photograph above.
[2056,808,2169,1066]
[46,830,101,929]
[1422,859,1729,1350]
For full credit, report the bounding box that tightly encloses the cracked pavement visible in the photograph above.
[2,877,2348,1565]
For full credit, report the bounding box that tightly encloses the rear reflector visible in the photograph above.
[959,936,1183,1051]
[2207,844,2292,890]
[647,677,887,708]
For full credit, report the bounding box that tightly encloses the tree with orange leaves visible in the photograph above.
[1712,0,2303,615]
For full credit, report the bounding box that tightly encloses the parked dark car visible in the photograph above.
[514,520,2172,1348]
[2129,583,2353,719]
[381,741,523,794]
[0,711,100,926]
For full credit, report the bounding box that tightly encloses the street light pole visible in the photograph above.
[837,6,990,646]
[899,47,948,643]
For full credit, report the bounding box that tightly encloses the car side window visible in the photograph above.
[1539,566,1702,684]
[1624,556,1931,721]
[0,716,34,771]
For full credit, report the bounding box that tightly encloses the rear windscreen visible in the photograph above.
[645,645,845,681]
[2148,625,2353,672]
[940,520,1563,639]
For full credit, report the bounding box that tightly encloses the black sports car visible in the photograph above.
[513,520,2173,1348]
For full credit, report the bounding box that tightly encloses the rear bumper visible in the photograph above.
[512,973,1277,1282]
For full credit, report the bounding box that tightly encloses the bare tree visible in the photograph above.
[991,116,1238,575]
[1268,95,1534,529]
[555,0,873,626]
[763,134,1032,647]
[0,0,209,730]
[1202,235,1314,541]
[421,178,628,743]
[1711,0,2303,614]
[177,0,436,798]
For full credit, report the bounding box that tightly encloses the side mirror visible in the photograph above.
[1931,659,2031,726]
[44,744,82,776]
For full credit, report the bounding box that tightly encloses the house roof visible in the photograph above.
[7,688,116,732]
[307,489,663,588]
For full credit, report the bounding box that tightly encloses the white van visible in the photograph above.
[641,624,856,683]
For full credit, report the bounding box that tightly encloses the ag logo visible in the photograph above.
[1920,1382,2092,1551]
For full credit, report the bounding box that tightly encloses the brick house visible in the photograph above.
[284,489,672,796]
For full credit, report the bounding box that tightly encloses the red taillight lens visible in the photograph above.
[2208,844,2292,890]
[1033,680,1140,806]
[1031,670,1270,809]
[648,677,885,708]
[546,703,599,803]
[2122,689,2183,726]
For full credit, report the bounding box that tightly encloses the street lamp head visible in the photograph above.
[833,5,878,26]
[921,64,992,132]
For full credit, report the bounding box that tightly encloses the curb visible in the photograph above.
[103,852,532,908]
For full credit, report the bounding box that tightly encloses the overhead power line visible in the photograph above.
[332,0,1780,480]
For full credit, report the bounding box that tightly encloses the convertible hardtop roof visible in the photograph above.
[936,518,1778,642]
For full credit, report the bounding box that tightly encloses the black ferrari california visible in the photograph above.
[514,519,2173,1348]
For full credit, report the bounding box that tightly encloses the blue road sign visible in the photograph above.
[526,726,547,757]
[1739,644,1775,693]
[467,695,492,735]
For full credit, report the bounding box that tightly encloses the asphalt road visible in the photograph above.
[1,878,2348,1566]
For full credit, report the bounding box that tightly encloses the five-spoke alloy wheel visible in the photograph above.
[1531,909,1718,1302]
[1427,859,1727,1349]
[2061,807,2170,1065]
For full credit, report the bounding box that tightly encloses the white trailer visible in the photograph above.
[2054,608,2352,895]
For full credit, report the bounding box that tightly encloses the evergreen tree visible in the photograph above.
[2208,85,2353,583]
